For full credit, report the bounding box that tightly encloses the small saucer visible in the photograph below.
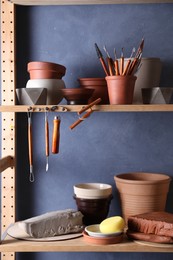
[82,230,124,245]
[85,224,123,238]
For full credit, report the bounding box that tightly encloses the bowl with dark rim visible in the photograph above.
[61,88,94,105]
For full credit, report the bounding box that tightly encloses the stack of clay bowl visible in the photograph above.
[26,61,66,105]
[73,183,113,225]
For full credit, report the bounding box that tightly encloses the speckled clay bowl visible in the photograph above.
[74,183,112,199]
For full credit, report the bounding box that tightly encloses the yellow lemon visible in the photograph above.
[100,216,125,233]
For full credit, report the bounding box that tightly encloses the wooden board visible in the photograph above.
[7,0,173,6]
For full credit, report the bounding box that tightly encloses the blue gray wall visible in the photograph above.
[15,4,173,260]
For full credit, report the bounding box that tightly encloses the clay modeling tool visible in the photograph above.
[52,116,61,154]
[120,47,124,75]
[103,45,114,76]
[114,48,120,75]
[123,47,136,75]
[27,110,34,182]
[45,108,49,172]
[128,38,144,75]
[69,98,102,130]
[94,43,109,76]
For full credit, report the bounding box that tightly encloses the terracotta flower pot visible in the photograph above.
[114,172,171,223]
[27,61,66,79]
[78,78,109,104]
[105,75,137,104]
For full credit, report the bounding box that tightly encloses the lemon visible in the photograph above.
[100,216,125,233]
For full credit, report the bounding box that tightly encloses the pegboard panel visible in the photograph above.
[1,0,16,260]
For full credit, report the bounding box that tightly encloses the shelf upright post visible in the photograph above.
[1,0,16,259]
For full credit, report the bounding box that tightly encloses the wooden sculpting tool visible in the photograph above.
[27,110,34,182]
[45,109,49,171]
[120,47,124,75]
[114,48,119,76]
[70,98,101,130]
[103,45,114,76]
[128,38,144,75]
[123,47,136,75]
[95,43,109,76]
[52,116,61,154]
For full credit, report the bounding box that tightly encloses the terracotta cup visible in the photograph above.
[114,172,171,223]
[105,75,137,104]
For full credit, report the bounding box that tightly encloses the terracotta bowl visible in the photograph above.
[74,183,112,199]
[74,195,113,225]
[27,61,66,79]
[61,88,94,105]
[78,78,109,104]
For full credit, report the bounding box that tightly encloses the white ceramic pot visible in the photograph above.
[26,79,66,105]
[133,57,162,104]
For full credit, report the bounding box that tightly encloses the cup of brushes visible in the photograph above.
[95,38,144,104]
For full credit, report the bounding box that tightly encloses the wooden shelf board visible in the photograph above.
[8,0,173,6]
[1,104,173,112]
[1,235,173,252]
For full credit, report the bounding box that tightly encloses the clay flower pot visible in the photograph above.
[114,172,171,223]
[78,78,109,104]
[27,61,66,79]
[106,75,137,104]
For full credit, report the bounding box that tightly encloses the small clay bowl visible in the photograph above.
[61,88,94,105]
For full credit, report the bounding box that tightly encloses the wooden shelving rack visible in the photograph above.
[1,1,173,260]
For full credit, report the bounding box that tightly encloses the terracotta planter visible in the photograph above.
[78,78,109,104]
[105,75,137,104]
[114,172,171,223]
[27,61,66,79]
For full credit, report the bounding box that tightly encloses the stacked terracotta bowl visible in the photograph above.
[26,61,66,105]
[73,183,113,225]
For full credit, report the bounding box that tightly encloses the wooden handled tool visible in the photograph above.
[27,111,34,182]
[52,116,61,154]
[45,110,49,171]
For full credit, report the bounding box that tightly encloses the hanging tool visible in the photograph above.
[45,108,49,171]
[27,109,34,182]
[52,116,61,154]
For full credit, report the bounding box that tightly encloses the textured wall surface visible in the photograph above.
[15,3,173,260]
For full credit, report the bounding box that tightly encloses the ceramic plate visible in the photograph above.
[7,222,82,242]
[134,240,173,248]
[85,224,123,238]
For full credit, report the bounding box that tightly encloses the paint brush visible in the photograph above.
[95,43,109,76]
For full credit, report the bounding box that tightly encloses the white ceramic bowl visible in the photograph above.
[26,79,66,105]
[85,225,123,238]
[74,183,112,199]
